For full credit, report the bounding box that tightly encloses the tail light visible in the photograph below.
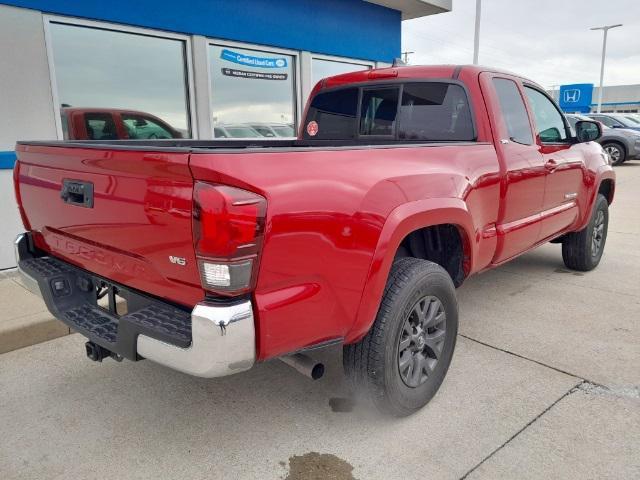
[193,182,267,296]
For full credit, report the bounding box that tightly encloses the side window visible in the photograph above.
[492,78,533,145]
[524,87,568,143]
[303,87,358,140]
[598,117,624,128]
[359,87,399,136]
[84,113,118,140]
[214,128,228,138]
[122,114,175,139]
[397,83,474,141]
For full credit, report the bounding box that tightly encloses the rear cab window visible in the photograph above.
[303,81,475,142]
[398,83,474,141]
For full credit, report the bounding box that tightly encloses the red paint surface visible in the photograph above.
[15,65,615,361]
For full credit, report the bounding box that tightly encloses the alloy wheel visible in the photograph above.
[398,296,447,388]
[604,145,621,163]
[592,209,605,258]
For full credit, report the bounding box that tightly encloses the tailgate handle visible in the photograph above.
[61,180,94,208]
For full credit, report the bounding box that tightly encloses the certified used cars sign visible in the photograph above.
[220,49,288,68]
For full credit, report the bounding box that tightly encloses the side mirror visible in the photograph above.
[575,120,601,143]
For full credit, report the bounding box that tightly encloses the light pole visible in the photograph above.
[473,0,482,64]
[590,24,622,113]
[401,51,414,64]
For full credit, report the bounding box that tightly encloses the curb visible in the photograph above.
[0,269,71,354]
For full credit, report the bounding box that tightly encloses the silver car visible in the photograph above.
[566,114,640,165]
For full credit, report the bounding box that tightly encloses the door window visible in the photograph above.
[121,114,176,139]
[592,115,622,128]
[84,113,118,140]
[524,87,569,143]
[492,78,533,145]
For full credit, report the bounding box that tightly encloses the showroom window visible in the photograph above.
[47,21,193,139]
[209,44,296,138]
[312,58,371,85]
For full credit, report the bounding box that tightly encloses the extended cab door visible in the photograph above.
[522,86,585,240]
[480,73,546,263]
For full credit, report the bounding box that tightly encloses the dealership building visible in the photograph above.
[0,0,451,268]
[552,83,640,114]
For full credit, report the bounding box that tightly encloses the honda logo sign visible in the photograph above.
[558,83,594,113]
[563,89,581,103]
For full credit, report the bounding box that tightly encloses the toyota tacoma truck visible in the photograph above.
[13,66,615,416]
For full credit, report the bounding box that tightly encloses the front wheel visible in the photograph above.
[562,194,609,271]
[343,258,458,417]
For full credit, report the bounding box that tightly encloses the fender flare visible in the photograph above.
[345,197,476,343]
[577,167,616,231]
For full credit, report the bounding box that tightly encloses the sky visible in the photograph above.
[401,0,640,89]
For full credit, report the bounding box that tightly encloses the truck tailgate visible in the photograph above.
[15,144,203,307]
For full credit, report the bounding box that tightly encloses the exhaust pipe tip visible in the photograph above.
[280,353,325,380]
[310,362,325,380]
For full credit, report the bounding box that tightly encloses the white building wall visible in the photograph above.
[0,5,58,268]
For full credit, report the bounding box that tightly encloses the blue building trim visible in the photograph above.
[0,151,16,170]
[1,0,401,62]
[590,101,640,106]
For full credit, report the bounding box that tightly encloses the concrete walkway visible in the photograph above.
[0,269,70,355]
[1,164,638,480]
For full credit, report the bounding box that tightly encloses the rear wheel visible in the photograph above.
[562,194,609,271]
[602,142,626,165]
[343,258,458,416]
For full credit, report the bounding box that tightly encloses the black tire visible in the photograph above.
[602,142,626,166]
[343,258,458,417]
[562,194,609,271]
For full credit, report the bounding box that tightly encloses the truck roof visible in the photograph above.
[320,64,540,89]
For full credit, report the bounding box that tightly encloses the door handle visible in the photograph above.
[544,159,558,171]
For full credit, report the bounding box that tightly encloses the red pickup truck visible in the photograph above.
[14,66,614,416]
[61,107,183,140]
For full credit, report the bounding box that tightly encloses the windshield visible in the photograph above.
[623,115,640,125]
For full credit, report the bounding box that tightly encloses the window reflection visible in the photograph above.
[209,45,295,138]
[312,59,370,85]
[49,22,192,140]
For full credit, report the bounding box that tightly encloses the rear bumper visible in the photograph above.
[15,233,256,378]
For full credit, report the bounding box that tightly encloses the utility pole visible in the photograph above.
[473,0,482,64]
[401,51,414,64]
[590,24,622,113]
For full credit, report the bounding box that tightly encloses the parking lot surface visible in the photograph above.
[1,164,639,480]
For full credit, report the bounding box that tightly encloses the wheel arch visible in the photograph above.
[345,198,475,344]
